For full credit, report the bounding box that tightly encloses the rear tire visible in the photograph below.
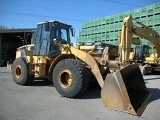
[12,57,34,85]
[53,59,89,98]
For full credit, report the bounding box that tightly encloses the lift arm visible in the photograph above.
[119,15,133,62]
[133,21,160,58]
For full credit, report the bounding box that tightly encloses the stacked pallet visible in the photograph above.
[77,3,160,46]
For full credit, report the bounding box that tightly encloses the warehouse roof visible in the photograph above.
[0,28,36,43]
[0,28,36,33]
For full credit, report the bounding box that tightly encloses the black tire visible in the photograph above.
[48,72,53,82]
[53,59,89,98]
[12,57,34,85]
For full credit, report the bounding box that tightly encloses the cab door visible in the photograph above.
[34,23,50,56]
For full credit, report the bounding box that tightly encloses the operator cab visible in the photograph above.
[134,45,150,60]
[33,20,75,57]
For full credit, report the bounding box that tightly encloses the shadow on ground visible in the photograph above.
[144,76,160,81]
[148,88,160,103]
[28,76,160,102]
[80,88,101,99]
[79,81,101,99]
[31,78,101,99]
[31,77,53,87]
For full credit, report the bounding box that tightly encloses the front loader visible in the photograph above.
[11,20,151,116]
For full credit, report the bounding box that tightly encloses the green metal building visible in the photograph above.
[76,3,160,46]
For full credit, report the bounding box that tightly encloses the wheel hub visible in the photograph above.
[59,70,74,88]
[15,65,22,79]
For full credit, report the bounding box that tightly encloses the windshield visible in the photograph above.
[61,28,68,41]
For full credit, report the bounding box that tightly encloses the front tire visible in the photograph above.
[12,57,34,85]
[53,59,89,98]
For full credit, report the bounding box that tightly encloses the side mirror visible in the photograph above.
[70,28,75,37]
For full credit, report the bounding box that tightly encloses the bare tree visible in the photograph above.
[0,25,8,29]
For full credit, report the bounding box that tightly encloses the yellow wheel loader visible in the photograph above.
[11,20,151,116]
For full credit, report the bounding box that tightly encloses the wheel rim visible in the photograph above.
[59,70,74,88]
[15,65,22,79]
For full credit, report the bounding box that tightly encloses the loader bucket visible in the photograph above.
[101,64,152,116]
